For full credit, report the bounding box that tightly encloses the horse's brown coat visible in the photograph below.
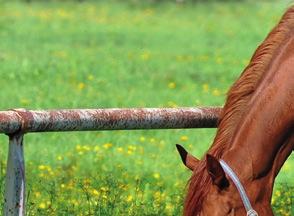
[181,6,294,216]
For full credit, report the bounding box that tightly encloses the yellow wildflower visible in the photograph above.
[57,9,70,18]
[275,190,281,197]
[165,203,174,212]
[83,145,91,151]
[38,165,46,170]
[281,161,290,171]
[117,147,123,153]
[154,191,161,199]
[94,146,100,152]
[202,83,209,92]
[144,8,154,15]
[176,55,183,61]
[126,195,133,202]
[71,199,79,206]
[35,192,41,198]
[168,82,176,89]
[20,98,30,106]
[100,187,108,192]
[87,74,94,81]
[216,57,223,64]
[150,138,156,143]
[39,202,46,209]
[212,88,221,96]
[103,143,113,149]
[242,59,250,65]
[139,136,145,142]
[92,189,100,196]
[167,101,178,108]
[153,173,160,179]
[83,178,91,185]
[141,51,150,60]
[77,82,85,90]
[180,136,188,141]
[128,145,136,151]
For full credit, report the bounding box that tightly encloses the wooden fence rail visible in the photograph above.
[0,107,221,216]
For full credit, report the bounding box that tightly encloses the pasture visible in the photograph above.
[0,0,293,215]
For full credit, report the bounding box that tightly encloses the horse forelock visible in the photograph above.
[184,6,294,216]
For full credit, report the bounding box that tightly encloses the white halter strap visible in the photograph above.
[219,160,258,216]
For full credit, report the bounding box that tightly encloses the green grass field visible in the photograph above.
[0,0,293,215]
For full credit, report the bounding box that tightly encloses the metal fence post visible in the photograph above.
[4,133,25,216]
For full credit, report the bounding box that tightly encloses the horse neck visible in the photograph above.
[222,34,294,187]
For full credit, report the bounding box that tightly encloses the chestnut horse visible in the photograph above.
[177,6,294,216]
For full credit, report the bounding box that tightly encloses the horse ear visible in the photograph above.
[206,154,229,189]
[176,144,199,171]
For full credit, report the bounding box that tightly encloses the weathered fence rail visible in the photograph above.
[0,107,221,216]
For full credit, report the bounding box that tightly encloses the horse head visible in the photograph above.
[176,144,273,216]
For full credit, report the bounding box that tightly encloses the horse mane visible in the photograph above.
[184,6,294,216]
